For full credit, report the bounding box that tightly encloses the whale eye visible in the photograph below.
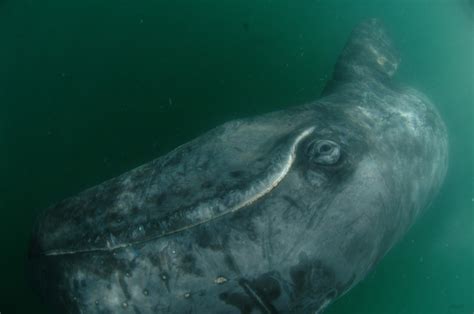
[307,140,341,165]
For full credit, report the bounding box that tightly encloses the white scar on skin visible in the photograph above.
[45,127,315,256]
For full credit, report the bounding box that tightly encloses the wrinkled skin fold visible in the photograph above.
[29,19,448,314]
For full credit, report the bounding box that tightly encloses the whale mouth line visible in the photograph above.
[43,127,315,257]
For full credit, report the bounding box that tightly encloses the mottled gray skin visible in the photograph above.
[29,19,448,314]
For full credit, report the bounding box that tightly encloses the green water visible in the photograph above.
[1,0,472,313]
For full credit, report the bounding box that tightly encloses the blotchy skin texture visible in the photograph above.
[29,19,448,314]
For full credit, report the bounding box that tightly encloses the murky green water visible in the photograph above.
[1,0,472,313]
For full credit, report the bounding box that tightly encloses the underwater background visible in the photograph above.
[0,0,472,313]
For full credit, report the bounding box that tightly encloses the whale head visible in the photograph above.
[29,19,448,314]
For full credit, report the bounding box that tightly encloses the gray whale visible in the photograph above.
[29,19,448,314]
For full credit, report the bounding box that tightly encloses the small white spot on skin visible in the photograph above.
[72,270,87,290]
[161,275,167,280]
[367,44,398,76]
[377,56,387,66]
[184,292,191,298]
[143,289,149,296]
[214,276,228,284]
[122,302,128,309]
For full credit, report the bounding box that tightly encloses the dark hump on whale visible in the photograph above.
[322,18,401,95]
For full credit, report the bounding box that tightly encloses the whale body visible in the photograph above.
[29,19,448,314]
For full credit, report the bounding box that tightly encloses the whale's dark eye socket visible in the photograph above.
[307,140,341,165]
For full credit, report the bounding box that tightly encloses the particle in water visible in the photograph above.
[214,276,228,284]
